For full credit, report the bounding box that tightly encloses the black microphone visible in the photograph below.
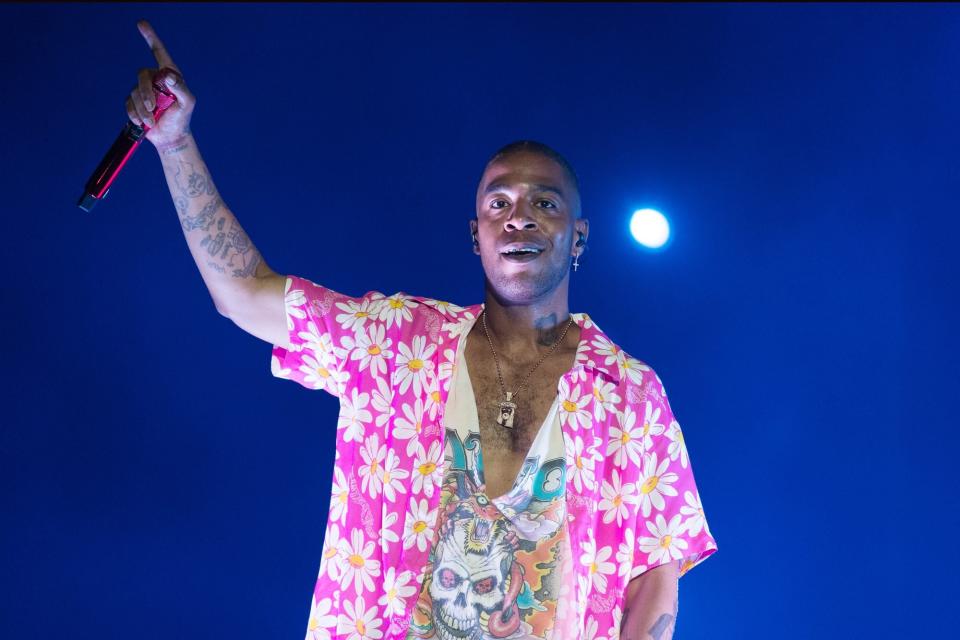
[77,74,177,212]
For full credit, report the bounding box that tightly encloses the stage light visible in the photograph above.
[630,208,670,249]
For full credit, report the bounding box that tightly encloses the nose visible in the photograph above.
[504,201,539,232]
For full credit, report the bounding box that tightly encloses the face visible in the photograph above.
[471,152,588,304]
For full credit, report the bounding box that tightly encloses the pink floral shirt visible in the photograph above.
[270,275,717,640]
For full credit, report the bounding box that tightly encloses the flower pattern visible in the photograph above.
[270,276,717,639]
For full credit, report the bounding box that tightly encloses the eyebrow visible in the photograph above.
[483,182,566,199]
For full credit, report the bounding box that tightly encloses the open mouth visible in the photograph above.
[500,246,544,262]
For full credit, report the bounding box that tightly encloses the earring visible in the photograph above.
[472,233,479,247]
[573,253,580,272]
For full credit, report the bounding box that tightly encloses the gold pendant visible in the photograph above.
[497,392,517,429]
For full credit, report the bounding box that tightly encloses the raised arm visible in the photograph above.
[126,21,287,347]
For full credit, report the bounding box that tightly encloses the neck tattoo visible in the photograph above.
[480,309,574,429]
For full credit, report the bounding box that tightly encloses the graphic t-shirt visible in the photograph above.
[406,323,580,639]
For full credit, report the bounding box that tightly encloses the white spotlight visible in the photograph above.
[630,209,670,249]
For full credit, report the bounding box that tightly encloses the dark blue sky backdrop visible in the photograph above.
[2,3,958,638]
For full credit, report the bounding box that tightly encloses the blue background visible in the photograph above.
[2,3,958,638]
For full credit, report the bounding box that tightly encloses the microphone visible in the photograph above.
[77,72,178,212]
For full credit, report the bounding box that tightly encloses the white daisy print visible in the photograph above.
[606,405,645,469]
[592,335,627,370]
[680,490,709,536]
[338,597,383,640]
[394,335,437,397]
[637,452,680,518]
[639,401,666,452]
[579,530,616,594]
[619,357,650,385]
[411,441,443,498]
[393,399,426,457]
[319,523,344,583]
[638,513,688,567]
[337,388,372,444]
[423,377,443,420]
[591,379,621,421]
[380,511,400,550]
[403,498,437,552]
[370,376,395,428]
[599,469,638,527]
[565,434,599,493]
[298,351,335,391]
[666,419,689,469]
[337,528,381,595]
[606,606,623,640]
[335,298,381,333]
[616,526,636,579]
[377,567,417,618]
[378,293,416,328]
[306,596,338,640]
[437,347,456,391]
[329,466,350,526]
[559,379,592,431]
[270,354,291,378]
[358,434,387,499]
[350,323,394,377]
[380,449,409,503]
[283,280,308,330]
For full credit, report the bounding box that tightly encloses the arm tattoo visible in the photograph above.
[173,160,216,198]
[199,216,262,279]
[648,613,675,640]
[180,195,223,232]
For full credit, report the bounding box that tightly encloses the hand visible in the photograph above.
[125,20,196,147]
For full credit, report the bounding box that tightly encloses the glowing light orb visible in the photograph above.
[629,209,670,249]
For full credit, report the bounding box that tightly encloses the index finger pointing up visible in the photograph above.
[137,20,181,74]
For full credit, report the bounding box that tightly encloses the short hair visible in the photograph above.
[483,140,581,200]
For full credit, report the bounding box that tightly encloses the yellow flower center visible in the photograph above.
[415,420,422,434]
[419,462,436,476]
[348,554,365,568]
[315,367,330,378]
[389,299,404,309]
[613,495,622,507]
[431,390,441,404]
[338,491,348,504]
[367,345,381,355]
[643,420,651,436]
[383,471,391,483]
[356,619,366,635]
[575,455,584,470]
[408,358,424,371]
[562,400,578,412]
[323,546,337,560]
[621,432,631,445]
[677,430,685,443]
[413,520,427,533]
[387,587,397,601]
[641,475,660,494]
[354,311,368,318]
[593,386,604,401]
[660,535,673,549]
[590,561,598,574]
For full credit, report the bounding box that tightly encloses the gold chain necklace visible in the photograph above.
[480,309,574,429]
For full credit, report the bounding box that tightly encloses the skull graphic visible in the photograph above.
[429,515,524,639]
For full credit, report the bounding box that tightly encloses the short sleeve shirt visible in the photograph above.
[270,275,718,640]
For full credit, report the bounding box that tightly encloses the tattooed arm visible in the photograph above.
[621,561,680,640]
[127,22,287,347]
[155,132,288,346]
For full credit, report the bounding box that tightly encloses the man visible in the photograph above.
[130,20,716,640]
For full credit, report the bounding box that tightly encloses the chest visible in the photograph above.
[462,329,578,497]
